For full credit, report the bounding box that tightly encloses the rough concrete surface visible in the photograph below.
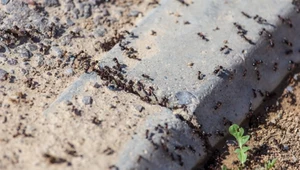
[43,0,300,169]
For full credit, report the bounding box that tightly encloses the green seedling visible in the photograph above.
[264,158,277,170]
[221,165,228,170]
[229,124,250,167]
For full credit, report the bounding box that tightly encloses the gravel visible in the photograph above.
[83,4,92,18]
[7,58,18,66]
[134,105,145,112]
[51,46,63,58]
[63,68,74,76]
[129,10,140,17]
[0,69,8,81]
[27,44,38,51]
[82,96,93,105]
[94,27,107,37]
[1,0,10,5]
[17,48,32,59]
[44,0,60,7]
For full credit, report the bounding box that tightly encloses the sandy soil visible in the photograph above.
[0,0,160,169]
[205,69,300,169]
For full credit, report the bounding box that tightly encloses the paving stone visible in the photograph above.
[45,0,300,169]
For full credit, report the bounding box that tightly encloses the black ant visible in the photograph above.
[253,15,268,24]
[142,74,154,81]
[278,15,293,27]
[215,130,225,137]
[220,45,232,54]
[151,30,157,36]
[285,49,293,55]
[177,0,189,6]
[241,35,255,45]
[213,66,223,74]
[269,39,275,47]
[223,117,232,126]
[256,70,261,80]
[242,69,247,77]
[282,37,293,47]
[198,71,205,80]
[214,101,222,110]
[197,32,209,42]
[241,11,251,18]
[174,145,185,151]
[258,90,264,97]
[252,59,263,67]
[145,129,149,139]
[252,89,257,98]
[273,62,278,71]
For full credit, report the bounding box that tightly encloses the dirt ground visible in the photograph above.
[205,69,300,169]
[0,0,160,169]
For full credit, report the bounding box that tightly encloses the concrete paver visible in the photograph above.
[45,0,300,169]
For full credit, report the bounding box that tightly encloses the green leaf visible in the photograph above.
[265,158,277,169]
[237,127,244,137]
[240,135,250,146]
[237,151,247,165]
[229,124,239,138]
[241,146,250,153]
[234,148,241,154]
[229,124,238,135]
[221,165,227,170]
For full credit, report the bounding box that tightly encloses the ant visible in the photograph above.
[151,30,157,36]
[223,117,232,126]
[145,129,149,139]
[242,69,247,77]
[285,49,293,55]
[269,39,275,47]
[253,15,268,24]
[241,11,251,18]
[197,32,209,42]
[278,15,293,27]
[252,89,257,98]
[142,74,154,81]
[256,70,261,80]
[198,71,205,80]
[214,101,222,110]
[220,45,232,54]
[177,0,189,6]
[213,66,223,74]
[282,37,293,47]
[273,62,278,71]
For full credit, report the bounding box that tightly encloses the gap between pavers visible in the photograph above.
[44,0,300,169]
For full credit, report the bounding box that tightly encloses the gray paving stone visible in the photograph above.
[45,0,300,169]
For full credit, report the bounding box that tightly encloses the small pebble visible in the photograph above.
[282,144,289,151]
[0,69,8,81]
[83,4,92,18]
[0,54,7,62]
[7,58,18,65]
[63,68,74,76]
[64,100,73,106]
[44,0,60,7]
[1,0,9,5]
[32,54,44,67]
[134,105,145,112]
[94,27,107,37]
[82,96,93,105]
[72,8,80,19]
[129,10,140,17]
[27,44,38,51]
[286,86,293,93]
[66,18,75,26]
[93,82,101,88]
[51,46,63,58]
[18,48,32,59]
